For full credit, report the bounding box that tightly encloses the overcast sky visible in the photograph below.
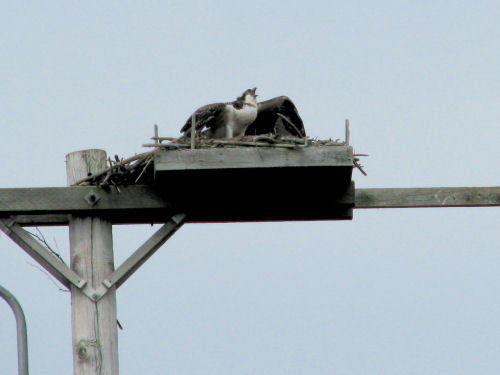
[1,1,499,374]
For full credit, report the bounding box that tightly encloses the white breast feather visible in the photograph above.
[225,104,257,137]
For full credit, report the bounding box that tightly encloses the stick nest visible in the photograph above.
[75,134,354,187]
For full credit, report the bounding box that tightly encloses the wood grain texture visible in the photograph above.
[355,187,500,208]
[67,150,119,375]
[1,178,354,223]
[4,185,499,225]
[0,186,173,213]
[154,146,354,171]
[107,214,186,289]
[0,218,84,288]
[66,149,107,186]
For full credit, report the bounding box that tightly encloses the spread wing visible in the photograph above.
[245,96,306,137]
[180,103,226,135]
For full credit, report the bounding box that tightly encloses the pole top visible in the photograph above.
[66,149,107,186]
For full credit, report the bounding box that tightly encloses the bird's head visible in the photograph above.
[237,87,258,105]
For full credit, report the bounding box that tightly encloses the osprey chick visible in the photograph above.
[181,88,258,138]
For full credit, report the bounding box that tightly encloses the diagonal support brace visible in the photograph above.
[1,214,186,302]
[90,213,186,301]
[0,218,86,290]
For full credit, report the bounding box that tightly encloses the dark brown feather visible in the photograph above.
[245,96,306,137]
[180,103,226,134]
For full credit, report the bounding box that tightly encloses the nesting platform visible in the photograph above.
[1,139,357,225]
[153,145,355,221]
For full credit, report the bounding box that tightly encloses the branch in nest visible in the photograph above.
[142,143,190,149]
[151,136,177,142]
[353,159,367,176]
[72,151,155,186]
[135,156,154,183]
[276,113,303,137]
[211,140,298,149]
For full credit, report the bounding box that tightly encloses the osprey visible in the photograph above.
[181,88,258,138]
[245,96,306,137]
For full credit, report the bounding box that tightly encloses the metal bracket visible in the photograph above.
[0,213,186,302]
[84,190,100,206]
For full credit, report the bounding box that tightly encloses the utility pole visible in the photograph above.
[66,150,119,375]
[0,142,499,374]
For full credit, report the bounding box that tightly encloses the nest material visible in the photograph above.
[77,134,357,187]
[74,152,155,187]
[144,133,346,150]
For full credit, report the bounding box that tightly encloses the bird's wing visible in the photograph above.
[245,96,306,137]
[180,103,226,134]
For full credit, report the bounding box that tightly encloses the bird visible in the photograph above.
[180,88,258,138]
[245,96,306,137]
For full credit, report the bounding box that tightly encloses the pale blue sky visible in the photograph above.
[1,1,499,374]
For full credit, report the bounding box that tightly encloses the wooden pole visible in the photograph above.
[66,150,119,375]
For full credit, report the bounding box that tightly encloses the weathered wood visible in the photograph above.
[154,146,354,221]
[0,218,85,289]
[0,182,354,224]
[355,187,500,208]
[345,119,350,146]
[4,185,500,226]
[154,146,353,171]
[105,214,186,290]
[0,186,175,225]
[190,114,196,149]
[0,186,173,213]
[143,141,301,149]
[72,151,154,186]
[67,150,119,375]
[10,214,70,226]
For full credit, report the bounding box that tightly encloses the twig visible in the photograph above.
[142,143,190,148]
[254,135,277,144]
[26,262,69,292]
[72,151,155,186]
[135,156,154,183]
[151,137,177,142]
[354,159,367,176]
[100,171,112,186]
[29,228,67,265]
[209,140,296,148]
[276,113,303,136]
[345,119,350,146]
[190,114,196,149]
[112,180,121,193]
[280,137,307,145]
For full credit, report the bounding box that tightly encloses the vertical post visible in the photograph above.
[345,119,350,146]
[190,114,196,149]
[66,149,119,375]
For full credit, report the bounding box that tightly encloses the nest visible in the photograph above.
[143,133,346,150]
[75,133,362,187]
[74,152,155,187]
